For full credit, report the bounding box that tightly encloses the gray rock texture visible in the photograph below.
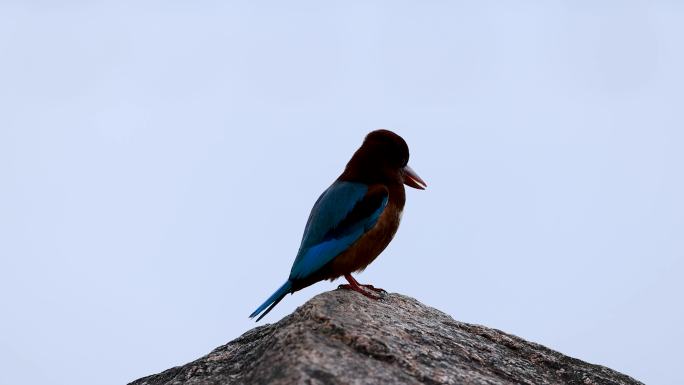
[130,290,643,385]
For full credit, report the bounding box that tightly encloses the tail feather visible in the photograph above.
[249,281,292,321]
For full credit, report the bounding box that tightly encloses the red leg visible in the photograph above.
[338,274,381,299]
[345,274,386,293]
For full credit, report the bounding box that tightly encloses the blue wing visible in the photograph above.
[289,181,388,280]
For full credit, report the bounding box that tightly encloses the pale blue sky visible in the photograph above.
[1,2,682,385]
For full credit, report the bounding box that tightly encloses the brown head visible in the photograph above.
[340,129,427,189]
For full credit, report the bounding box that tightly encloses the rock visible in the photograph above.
[129,290,643,385]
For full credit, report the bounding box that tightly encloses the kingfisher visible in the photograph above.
[249,129,426,321]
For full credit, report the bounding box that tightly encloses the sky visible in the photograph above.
[0,2,682,385]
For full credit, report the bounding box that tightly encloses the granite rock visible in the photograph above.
[130,290,643,385]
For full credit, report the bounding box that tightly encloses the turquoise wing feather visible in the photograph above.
[289,181,388,280]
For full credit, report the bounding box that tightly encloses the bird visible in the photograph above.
[249,129,426,321]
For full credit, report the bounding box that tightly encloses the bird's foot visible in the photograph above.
[338,284,381,300]
[360,284,386,293]
[340,273,386,299]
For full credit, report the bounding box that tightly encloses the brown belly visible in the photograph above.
[290,185,406,293]
[321,203,402,280]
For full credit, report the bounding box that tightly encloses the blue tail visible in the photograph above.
[249,281,293,321]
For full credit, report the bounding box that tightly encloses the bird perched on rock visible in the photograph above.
[249,130,426,321]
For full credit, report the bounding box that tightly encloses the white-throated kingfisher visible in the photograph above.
[249,130,426,321]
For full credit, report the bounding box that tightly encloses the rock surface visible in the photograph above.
[130,290,643,385]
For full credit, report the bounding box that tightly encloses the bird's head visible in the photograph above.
[344,129,427,190]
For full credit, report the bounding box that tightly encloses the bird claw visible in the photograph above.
[360,284,386,293]
[338,284,381,300]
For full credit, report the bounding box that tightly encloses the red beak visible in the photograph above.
[403,165,427,190]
